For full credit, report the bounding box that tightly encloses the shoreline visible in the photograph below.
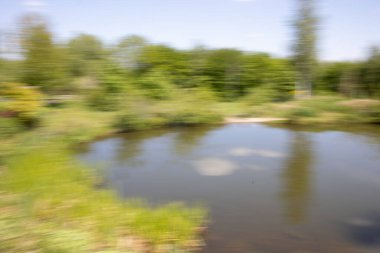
[224,117,286,124]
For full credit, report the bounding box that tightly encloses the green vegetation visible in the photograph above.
[0,5,380,252]
[293,0,318,97]
[243,96,380,125]
[0,82,44,126]
[0,146,206,253]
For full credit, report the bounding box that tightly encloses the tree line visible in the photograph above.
[0,13,379,107]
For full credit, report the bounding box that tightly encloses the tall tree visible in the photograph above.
[293,0,318,97]
[20,14,67,93]
[114,35,147,70]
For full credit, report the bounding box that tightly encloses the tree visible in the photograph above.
[362,47,380,98]
[205,49,243,99]
[293,0,318,97]
[67,34,105,77]
[20,14,67,93]
[136,45,190,88]
[113,35,147,70]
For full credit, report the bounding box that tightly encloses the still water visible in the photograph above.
[78,123,380,253]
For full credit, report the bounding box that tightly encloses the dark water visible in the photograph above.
[78,124,380,253]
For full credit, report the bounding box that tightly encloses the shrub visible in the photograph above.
[159,88,222,126]
[86,89,122,111]
[114,110,151,131]
[163,109,221,126]
[285,107,318,122]
[243,87,278,106]
[0,83,43,127]
[354,103,380,123]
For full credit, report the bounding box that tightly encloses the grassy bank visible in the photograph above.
[222,96,380,125]
[1,90,379,253]
[0,145,206,253]
[0,101,209,253]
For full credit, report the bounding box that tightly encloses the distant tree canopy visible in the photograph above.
[67,34,105,77]
[0,13,379,101]
[315,47,380,98]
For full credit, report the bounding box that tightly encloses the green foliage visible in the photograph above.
[86,64,130,111]
[87,88,122,111]
[341,100,380,124]
[135,45,190,90]
[135,69,176,100]
[0,146,207,252]
[297,96,348,113]
[114,88,222,131]
[67,34,105,77]
[160,88,222,126]
[204,49,243,99]
[286,106,318,118]
[0,83,43,126]
[20,16,68,93]
[114,110,153,132]
[0,59,21,83]
[293,0,318,96]
[315,62,348,92]
[360,104,380,123]
[38,104,116,144]
[242,87,279,106]
[361,47,380,98]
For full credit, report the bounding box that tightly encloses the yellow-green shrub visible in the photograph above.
[0,83,43,126]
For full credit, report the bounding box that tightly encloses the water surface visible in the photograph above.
[78,124,380,253]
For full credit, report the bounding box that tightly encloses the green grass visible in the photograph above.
[1,92,379,253]
[0,99,210,253]
[240,96,380,125]
[0,145,207,253]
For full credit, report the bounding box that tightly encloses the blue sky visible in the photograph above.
[1,0,380,61]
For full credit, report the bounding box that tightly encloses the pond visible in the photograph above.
[78,123,380,253]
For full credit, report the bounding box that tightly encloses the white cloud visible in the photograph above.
[228,148,253,156]
[193,158,237,176]
[229,147,285,158]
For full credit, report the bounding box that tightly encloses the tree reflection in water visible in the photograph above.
[281,132,314,224]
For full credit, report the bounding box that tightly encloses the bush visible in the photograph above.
[159,88,222,126]
[163,109,221,126]
[284,107,318,123]
[114,110,152,131]
[355,103,380,123]
[0,83,43,127]
[243,87,277,105]
[135,70,175,100]
[86,89,122,111]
